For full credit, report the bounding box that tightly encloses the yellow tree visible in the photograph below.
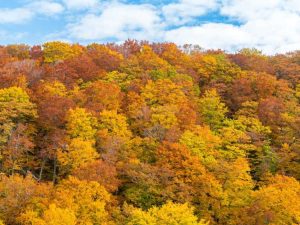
[0,87,37,148]
[57,138,99,173]
[234,101,274,181]
[120,45,172,80]
[20,177,112,225]
[179,125,221,169]
[54,177,111,225]
[244,175,300,225]
[191,53,242,85]
[0,87,37,173]
[155,142,225,222]
[20,204,77,225]
[65,107,98,141]
[217,119,254,160]
[126,201,208,225]
[104,71,135,91]
[43,41,83,63]
[98,109,132,141]
[42,204,76,225]
[3,124,35,174]
[160,43,191,71]
[215,158,255,224]
[296,84,300,99]
[0,174,51,224]
[6,44,30,60]
[150,105,178,129]
[140,79,189,139]
[41,80,68,97]
[58,107,99,174]
[97,110,132,158]
[141,79,187,107]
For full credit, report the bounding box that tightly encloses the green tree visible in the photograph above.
[199,89,228,130]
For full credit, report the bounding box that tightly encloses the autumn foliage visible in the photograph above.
[0,41,299,225]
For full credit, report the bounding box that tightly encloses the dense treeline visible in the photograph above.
[0,40,299,225]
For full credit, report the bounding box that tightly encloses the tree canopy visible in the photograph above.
[0,41,299,225]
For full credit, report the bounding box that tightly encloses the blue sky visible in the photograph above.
[1,0,300,54]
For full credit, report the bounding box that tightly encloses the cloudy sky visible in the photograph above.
[1,0,300,54]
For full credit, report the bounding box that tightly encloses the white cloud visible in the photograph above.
[217,0,300,53]
[165,23,250,51]
[0,30,27,43]
[241,11,300,54]
[64,0,300,54]
[0,8,34,24]
[28,1,64,16]
[162,0,219,25]
[165,9,300,54]
[62,0,99,10]
[2,0,300,54]
[0,1,64,24]
[220,0,280,21]
[68,2,163,41]
[220,0,300,21]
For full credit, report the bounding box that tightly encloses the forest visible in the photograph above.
[0,40,299,225]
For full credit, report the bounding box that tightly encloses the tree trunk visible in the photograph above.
[52,158,57,184]
[39,159,46,181]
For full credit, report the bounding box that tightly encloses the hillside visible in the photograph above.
[0,41,299,225]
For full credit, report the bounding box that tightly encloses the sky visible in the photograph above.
[1,0,300,54]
